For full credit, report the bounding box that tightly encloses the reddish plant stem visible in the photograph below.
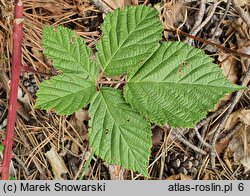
[1,0,23,180]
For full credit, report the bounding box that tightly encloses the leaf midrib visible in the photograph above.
[101,9,153,72]
[99,90,147,169]
[127,80,239,90]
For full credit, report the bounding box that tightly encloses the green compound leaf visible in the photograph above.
[96,5,163,77]
[36,26,98,115]
[35,74,96,115]
[42,26,98,80]
[88,87,151,176]
[125,42,244,128]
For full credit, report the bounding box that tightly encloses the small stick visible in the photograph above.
[190,0,206,34]
[171,129,207,155]
[191,1,220,37]
[91,0,113,13]
[195,102,231,130]
[193,127,212,148]
[73,148,90,180]
[165,28,250,59]
[211,0,231,40]
[20,64,54,77]
[195,123,209,159]
[12,153,30,176]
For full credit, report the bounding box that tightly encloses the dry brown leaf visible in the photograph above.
[45,147,68,180]
[71,140,80,155]
[161,1,187,37]
[219,54,239,84]
[152,126,163,145]
[69,109,89,131]
[225,111,241,130]
[220,109,250,172]
[69,109,89,134]
[236,109,250,126]
[216,137,231,155]
[239,43,250,73]
[68,109,89,154]
[228,135,245,161]
[235,0,250,6]
[241,157,250,172]
[75,109,89,122]
[99,0,131,10]
[211,54,240,112]
[225,109,250,129]
[233,18,249,40]
[227,126,250,173]
[223,147,234,172]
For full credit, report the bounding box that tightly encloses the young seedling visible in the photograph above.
[35,5,244,176]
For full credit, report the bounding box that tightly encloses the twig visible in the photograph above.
[189,0,206,35]
[211,0,231,40]
[165,28,250,59]
[195,102,231,129]
[1,0,23,180]
[193,127,212,148]
[189,1,220,44]
[195,123,209,159]
[210,64,250,168]
[78,150,95,180]
[12,153,30,176]
[171,129,207,155]
[232,0,250,29]
[20,64,54,77]
[91,0,113,13]
[195,1,220,35]
[73,147,90,180]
